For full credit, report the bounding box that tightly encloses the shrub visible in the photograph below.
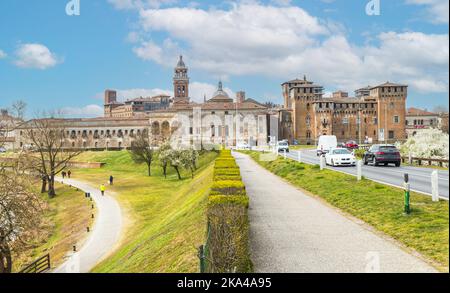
[207,196,252,273]
[211,180,246,196]
[215,160,238,169]
[214,175,242,181]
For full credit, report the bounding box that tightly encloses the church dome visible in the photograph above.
[209,81,233,103]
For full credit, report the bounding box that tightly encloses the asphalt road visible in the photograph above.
[234,152,437,273]
[283,149,449,199]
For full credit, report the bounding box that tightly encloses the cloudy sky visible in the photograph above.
[0,0,448,117]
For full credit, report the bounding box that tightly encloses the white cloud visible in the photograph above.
[60,104,104,118]
[406,0,449,24]
[129,3,448,95]
[0,49,6,59]
[14,43,59,69]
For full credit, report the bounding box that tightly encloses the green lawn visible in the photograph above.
[241,151,449,272]
[70,150,218,273]
[14,183,93,272]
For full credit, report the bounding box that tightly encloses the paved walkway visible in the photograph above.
[233,152,437,273]
[53,178,123,273]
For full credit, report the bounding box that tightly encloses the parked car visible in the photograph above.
[363,144,401,167]
[236,141,251,150]
[325,148,356,167]
[0,147,6,153]
[277,140,290,153]
[345,140,359,149]
[317,135,337,156]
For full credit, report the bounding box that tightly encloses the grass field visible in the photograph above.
[14,183,93,272]
[70,150,217,273]
[241,151,449,272]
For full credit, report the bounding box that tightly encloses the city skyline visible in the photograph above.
[0,0,448,118]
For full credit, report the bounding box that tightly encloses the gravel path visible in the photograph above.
[234,152,437,273]
[53,178,123,273]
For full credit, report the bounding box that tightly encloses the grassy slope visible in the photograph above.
[14,183,93,272]
[71,150,217,273]
[242,151,449,272]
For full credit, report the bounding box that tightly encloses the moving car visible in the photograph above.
[325,148,357,167]
[363,144,401,167]
[317,135,337,156]
[277,140,290,153]
[236,141,251,150]
[345,140,359,149]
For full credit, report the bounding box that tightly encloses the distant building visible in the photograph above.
[280,78,407,144]
[405,107,441,137]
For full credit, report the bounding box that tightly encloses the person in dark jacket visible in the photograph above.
[109,175,114,185]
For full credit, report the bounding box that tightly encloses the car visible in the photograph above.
[363,144,401,167]
[317,135,337,156]
[236,141,251,150]
[345,140,359,149]
[325,148,357,167]
[0,147,6,153]
[277,141,289,153]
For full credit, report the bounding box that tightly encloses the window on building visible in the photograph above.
[389,131,395,139]
[343,117,349,124]
[394,116,399,123]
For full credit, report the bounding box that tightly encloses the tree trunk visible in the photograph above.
[0,243,12,274]
[163,164,167,178]
[41,176,47,193]
[48,174,56,198]
[147,162,152,176]
[174,166,181,180]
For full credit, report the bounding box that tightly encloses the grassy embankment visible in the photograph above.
[70,150,218,273]
[241,150,449,272]
[14,183,93,272]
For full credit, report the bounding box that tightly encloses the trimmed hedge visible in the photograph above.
[204,149,252,273]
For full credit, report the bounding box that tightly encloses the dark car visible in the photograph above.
[363,144,401,167]
[345,140,359,149]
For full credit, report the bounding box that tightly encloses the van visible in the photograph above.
[317,135,337,156]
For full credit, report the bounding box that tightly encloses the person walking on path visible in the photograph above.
[100,184,106,196]
[109,175,114,186]
[62,171,66,179]
[67,170,72,178]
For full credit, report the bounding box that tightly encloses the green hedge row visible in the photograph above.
[205,149,252,273]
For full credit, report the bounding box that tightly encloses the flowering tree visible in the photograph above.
[397,128,449,159]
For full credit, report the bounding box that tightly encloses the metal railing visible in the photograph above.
[19,254,51,273]
[402,157,449,168]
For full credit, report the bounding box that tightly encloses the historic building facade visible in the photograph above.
[13,56,270,150]
[280,77,407,144]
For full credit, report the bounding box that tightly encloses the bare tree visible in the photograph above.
[11,100,27,120]
[0,156,43,273]
[24,118,81,197]
[130,129,155,176]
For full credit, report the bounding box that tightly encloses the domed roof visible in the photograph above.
[208,81,233,103]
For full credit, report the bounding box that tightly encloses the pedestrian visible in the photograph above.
[100,184,105,196]
[109,175,114,185]
[62,171,66,179]
[67,170,72,178]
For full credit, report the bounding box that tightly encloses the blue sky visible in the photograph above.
[0,0,448,117]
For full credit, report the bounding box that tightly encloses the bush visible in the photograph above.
[214,175,242,181]
[211,180,246,196]
[215,160,238,169]
[206,196,252,273]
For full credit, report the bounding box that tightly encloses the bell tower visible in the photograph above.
[173,55,190,104]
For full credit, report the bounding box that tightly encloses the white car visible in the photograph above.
[236,142,251,150]
[276,141,289,153]
[325,148,356,167]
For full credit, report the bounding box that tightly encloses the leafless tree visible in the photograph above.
[0,156,43,273]
[11,100,27,120]
[24,117,81,197]
[130,129,155,176]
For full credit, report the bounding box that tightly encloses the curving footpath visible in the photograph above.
[53,178,123,273]
[233,152,437,273]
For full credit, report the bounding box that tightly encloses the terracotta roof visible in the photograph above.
[371,82,407,89]
[406,107,438,116]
